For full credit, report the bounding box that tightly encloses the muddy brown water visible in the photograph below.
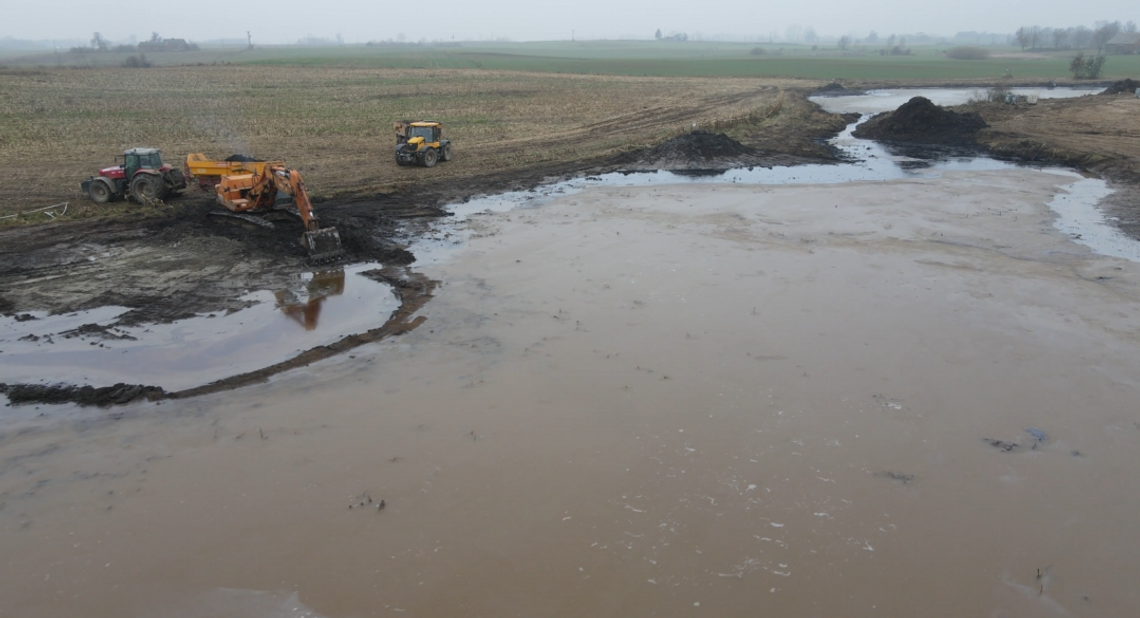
[4,93,1140,616]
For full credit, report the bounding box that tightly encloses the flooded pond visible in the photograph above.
[0,263,399,391]
[3,90,1140,618]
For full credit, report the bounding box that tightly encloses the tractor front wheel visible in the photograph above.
[440,144,453,162]
[88,180,113,203]
[421,148,438,168]
[130,174,164,204]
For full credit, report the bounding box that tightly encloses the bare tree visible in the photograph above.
[1125,21,1137,34]
[837,35,852,50]
[1015,27,1030,50]
[1093,20,1121,51]
[1072,26,1093,49]
[1052,28,1067,49]
[866,31,879,44]
[91,32,108,51]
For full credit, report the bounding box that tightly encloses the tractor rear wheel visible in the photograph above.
[130,174,164,204]
[440,143,453,162]
[421,147,438,168]
[88,180,113,203]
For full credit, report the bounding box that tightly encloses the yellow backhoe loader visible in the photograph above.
[394,120,452,167]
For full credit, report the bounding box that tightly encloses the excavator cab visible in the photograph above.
[394,120,452,168]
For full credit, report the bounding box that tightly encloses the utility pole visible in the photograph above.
[247,31,253,50]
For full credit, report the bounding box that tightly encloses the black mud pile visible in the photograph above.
[1101,78,1140,95]
[620,131,772,171]
[813,83,866,97]
[853,96,988,147]
[1,382,165,407]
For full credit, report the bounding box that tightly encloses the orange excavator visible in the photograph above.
[215,165,344,262]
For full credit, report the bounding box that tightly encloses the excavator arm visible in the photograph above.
[216,165,344,262]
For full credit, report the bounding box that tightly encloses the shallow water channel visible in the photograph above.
[3,89,1140,617]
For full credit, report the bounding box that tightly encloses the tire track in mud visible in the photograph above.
[459,87,780,157]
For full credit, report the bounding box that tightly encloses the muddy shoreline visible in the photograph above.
[2,84,1138,407]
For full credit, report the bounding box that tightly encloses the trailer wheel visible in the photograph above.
[88,180,113,203]
[421,148,438,168]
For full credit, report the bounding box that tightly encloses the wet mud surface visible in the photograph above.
[4,165,1140,617]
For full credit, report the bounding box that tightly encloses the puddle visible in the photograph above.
[1048,175,1138,260]
[0,263,399,391]
[426,88,1137,267]
[810,86,1103,115]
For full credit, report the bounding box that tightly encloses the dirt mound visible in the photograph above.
[623,131,772,171]
[1101,79,1140,95]
[853,96,988,146]
[1,382,166,407]
[813,83,864,97]
[224,154,262,162]
[648,131,757,160]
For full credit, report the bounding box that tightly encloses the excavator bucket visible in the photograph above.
[303,227,345,263]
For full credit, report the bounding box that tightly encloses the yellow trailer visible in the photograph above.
[184,153,284,189]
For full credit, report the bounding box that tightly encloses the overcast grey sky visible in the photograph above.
[6,0,1136,44]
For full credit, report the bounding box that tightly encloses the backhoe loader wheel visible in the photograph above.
[395,153,407,167]
[421,147,438,168]
[88,180,113,203]
[440,144,453,162]
[130,174,163,204]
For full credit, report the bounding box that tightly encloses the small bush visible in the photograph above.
[749,47,768,56]
[123,53,151,68]
[969,84,1010,103]
[1070,53,1106,79]
[946,46,990,60]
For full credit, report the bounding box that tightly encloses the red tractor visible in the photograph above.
[81,148,188,203]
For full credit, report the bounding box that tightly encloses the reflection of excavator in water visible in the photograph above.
[215,165,344,263]
[274,269,345,331]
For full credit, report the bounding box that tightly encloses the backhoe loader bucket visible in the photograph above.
[303,227,345,263]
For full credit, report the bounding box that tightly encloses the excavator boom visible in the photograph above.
[216,165,344,262]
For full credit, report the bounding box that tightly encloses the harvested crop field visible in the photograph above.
[0,66,831,217]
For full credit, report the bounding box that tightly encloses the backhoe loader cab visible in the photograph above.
[394,120,452,167]
[81,147,187,204]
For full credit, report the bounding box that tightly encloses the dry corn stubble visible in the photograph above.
[0,65,812,220]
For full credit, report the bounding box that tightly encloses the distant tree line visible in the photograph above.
[70,31,198,54]
[1013,20,1136,51]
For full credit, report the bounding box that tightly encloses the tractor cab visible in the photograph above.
[407,124,439,143]
[122,148,165,179]
[394,120,452,168]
